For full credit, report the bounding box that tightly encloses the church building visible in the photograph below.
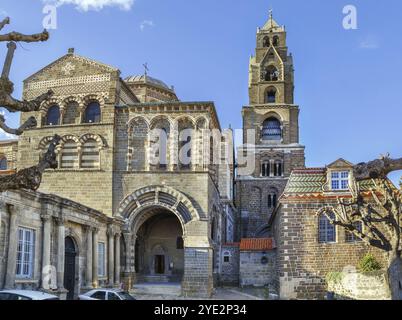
[0,11,391,300]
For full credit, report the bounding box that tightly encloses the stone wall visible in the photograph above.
[0,140,18,170]
[273,199,388,300]
[235,178,287,238]
[327,271,391,300]
[182,247,213,298]
[239,250,276,288]
[219,245,240,286]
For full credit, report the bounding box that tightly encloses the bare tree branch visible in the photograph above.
[0,30,49,43]
[0,17,48,43]
[0,17,10,31]
[0,114,37,135]
[354,155,402,181]
[0,135,60,192]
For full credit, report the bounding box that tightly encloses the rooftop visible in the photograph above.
[124,74,174,92]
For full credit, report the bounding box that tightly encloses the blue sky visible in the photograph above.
[0,0,401,184]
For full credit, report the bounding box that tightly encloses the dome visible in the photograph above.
[124,74,174,92]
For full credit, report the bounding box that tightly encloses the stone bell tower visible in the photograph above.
[236,11,305,239]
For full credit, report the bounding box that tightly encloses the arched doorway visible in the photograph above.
[135,209,184,282]
[64,237,77,300]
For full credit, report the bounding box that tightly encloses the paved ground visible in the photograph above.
[131,287,266,300]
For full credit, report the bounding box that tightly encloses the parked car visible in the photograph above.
[0,290,59,301]
[78,288,135,300]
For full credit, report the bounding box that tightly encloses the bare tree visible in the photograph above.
[0,17,58,192]
[323,155,402,300]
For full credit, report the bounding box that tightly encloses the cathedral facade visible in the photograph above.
[0,12,391,300]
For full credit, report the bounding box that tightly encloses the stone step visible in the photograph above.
[137,274,182,283]
[132,283,182,297]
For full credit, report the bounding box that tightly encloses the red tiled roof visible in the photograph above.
[240,238,275,251]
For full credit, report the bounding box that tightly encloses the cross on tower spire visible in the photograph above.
[269,8,273,27]
[143,62,149,76]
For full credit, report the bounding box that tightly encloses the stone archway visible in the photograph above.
[117,186,214,298]
[134,208,184,282]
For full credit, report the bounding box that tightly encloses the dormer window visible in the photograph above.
[331,171,349,190]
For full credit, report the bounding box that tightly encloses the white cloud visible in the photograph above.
[41,0,134,12]
[359,36,379,49]
[140,20,154,31]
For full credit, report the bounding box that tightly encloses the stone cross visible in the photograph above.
[1,41,16,79]
[143,62,149,76]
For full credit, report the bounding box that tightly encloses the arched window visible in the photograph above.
[265,65,279,81]
[268,194,277,209]
[223,251,231,263]
[273,36,279,47]
[266,87,277,103]
[157,128,168,170]
[177,119,194,170]
[81,139,99,168]
[61,140,78,168]
[46,105,60,126]
[0,157,7,170]
[263,36,270,47]
[84,102,101,123]
[261,162,270,177]
[274,161,283,176]
[63,102,79,125]
[261,117,282,141]
[319,212,336,243]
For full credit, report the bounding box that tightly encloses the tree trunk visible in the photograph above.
[387,253,402,300]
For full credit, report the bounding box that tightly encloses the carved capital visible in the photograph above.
[40,213,52,222]
[55,216,67,226]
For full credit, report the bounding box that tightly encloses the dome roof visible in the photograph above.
[124,74,174,92]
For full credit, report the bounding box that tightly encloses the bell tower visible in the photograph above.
[249,10,294,105]
[236,11,305,239]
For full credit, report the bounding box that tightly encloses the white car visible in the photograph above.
[0,290,59,301]
[79,288,135,300]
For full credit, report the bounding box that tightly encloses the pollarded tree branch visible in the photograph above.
[0,85,54,113]
[0,30,49,43]
[354,155,402,181]
[0,135,61,192]
[0,114,37,136]
[0,17,48,43]
[0,17,10,31]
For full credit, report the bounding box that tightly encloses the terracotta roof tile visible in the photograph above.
[240,238,275,251]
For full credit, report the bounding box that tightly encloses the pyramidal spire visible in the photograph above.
[262,8,285,32]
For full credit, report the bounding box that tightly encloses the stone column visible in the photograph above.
[114,233,121,286]
[4,204,18,289]
[123,232,133,273]
[107,227,115,286]
[56,217,66,289]
[92,228,99,288]
[41,213,52,290]
[269,160,274,177]
[85,226,93,288]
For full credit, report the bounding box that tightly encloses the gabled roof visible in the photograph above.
[327,158,354,169]
[24,49,119,83]
[283,168,327,194]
